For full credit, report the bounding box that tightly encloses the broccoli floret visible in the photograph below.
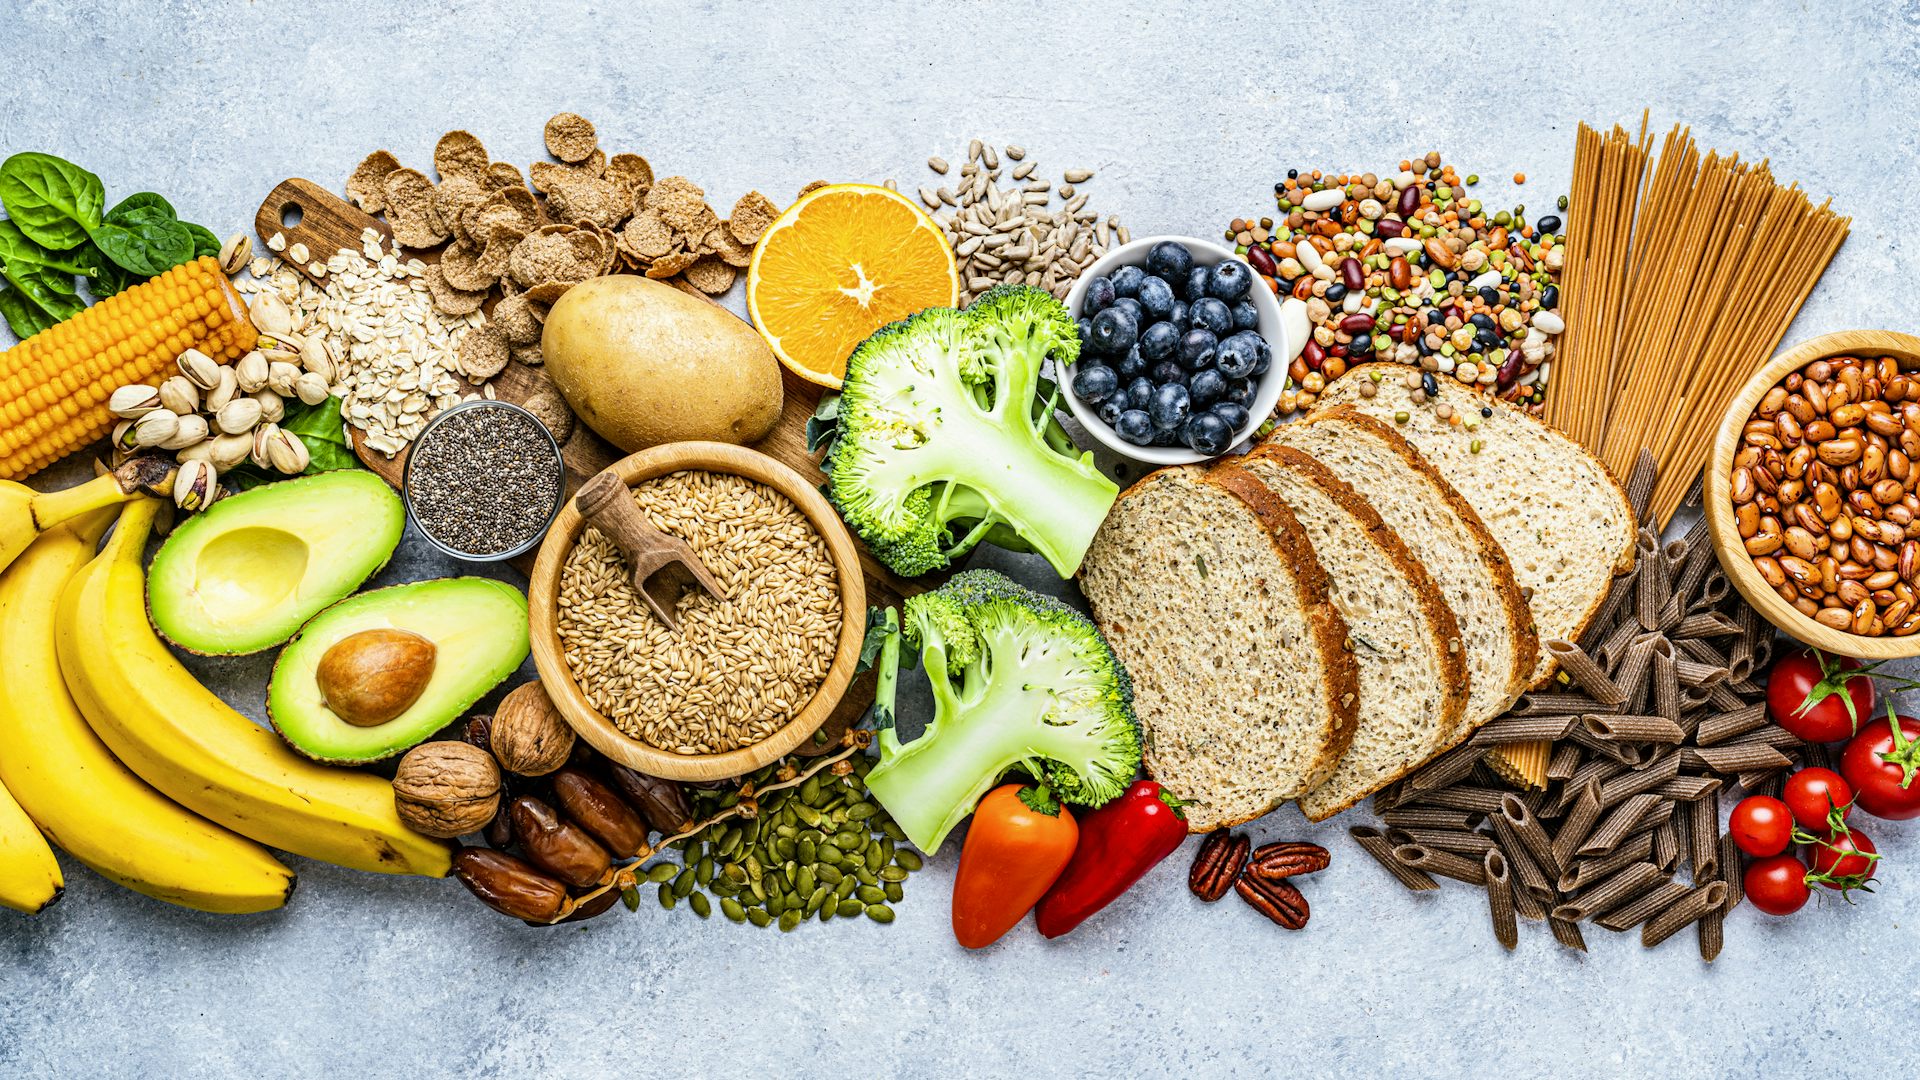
[826,286,1118,578]
[862,569,1140,853]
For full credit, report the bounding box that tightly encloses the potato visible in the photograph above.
[541,276,782,451]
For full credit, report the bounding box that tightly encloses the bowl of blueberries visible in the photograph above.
[1062,236,1288,464]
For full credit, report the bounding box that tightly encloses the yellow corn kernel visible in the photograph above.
[0,256,253,480]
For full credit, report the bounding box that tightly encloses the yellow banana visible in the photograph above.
[0,456,175,578]
[57,498,451,878]
[0,507,295,913]
[0,775,62,915]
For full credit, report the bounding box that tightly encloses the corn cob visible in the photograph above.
[1,257,254,481]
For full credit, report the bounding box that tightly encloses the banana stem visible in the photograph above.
[25,473,136,535]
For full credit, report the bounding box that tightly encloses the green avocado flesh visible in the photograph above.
[146,471,405,655]
[268,578,530,763]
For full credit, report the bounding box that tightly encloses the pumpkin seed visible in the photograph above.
[658,883,676,910]
[833,832,863,853]
[779,909,801,932]
[818,846,845,868]
[723,863,748,886]
[721,897,747,923]
[881,821,907,842]
[880,865,908,883]
[673,869,697,898]
[857,885,886,905]
[846,802,878,821]
[796,866,816,896]
[775,837,797,861]
[879,838,896,864]
[710,878,739,898]
[800,828,825,847]
[864,846,884,873]
[896,850,924,872]
[744,855,764,881]
[695,856,715,885]
[646,863,679,884]
[748,906,772,927]
[798,838,818,864]
[856,868,880,887]
[815,864,844,886]
[805,886,828,916]
[866,904,895,923]
[837,898,865,917]
[884,881,903,903]
[794,803,823,828]
[767,890,787,916]
[690,892,712,919]
[800,774,821,804]
[750,880,767,903]
[818,901,835,923]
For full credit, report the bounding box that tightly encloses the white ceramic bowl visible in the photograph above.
[1062,236,1290,466]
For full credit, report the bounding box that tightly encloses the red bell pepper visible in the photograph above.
[951,784,1078,949]
[1033,779,1186,938]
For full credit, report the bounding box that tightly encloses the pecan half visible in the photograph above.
[1236,874,1310,929]
[1248,840,1331,881]
[1188,829,1251,902]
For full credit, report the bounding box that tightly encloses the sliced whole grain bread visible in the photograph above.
[1077,464,1359,832]
[1315,366,1635,685]
[1273,405,1536,738]
[1230,446,1468,821]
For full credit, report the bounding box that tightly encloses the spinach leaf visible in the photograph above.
[182,221,221,259]
[106,191,177,222]
[91,205,195,276]
[0,282,59,338]
[0,219,90,276]
[0,260,83,338]
[222,396,365,492]
[0,153,104,251]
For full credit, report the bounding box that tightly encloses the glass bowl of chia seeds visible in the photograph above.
[402,400,567,562]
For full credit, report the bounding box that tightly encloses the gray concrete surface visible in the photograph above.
[4,1,1919,1076]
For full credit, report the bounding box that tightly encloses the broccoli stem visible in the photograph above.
[871,607,902,756]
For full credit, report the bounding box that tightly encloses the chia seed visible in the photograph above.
[405,403,563,559]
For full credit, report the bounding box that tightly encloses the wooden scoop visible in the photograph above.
[573,471,724,631]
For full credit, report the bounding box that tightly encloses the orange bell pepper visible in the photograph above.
[951,784,1078,949]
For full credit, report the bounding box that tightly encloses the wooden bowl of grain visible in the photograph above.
[528,441,866,780]
[1706,329,1920,660]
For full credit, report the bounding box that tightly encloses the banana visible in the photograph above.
[0,775,62,915]
[0,455,175,578]
[0,507,295,913]
[57,498,452,878]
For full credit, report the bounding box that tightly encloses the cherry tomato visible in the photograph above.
[1840,712,1920,820]
[1766,647,1875,742]
[1782,768,1854,832]
[1728,795,1794,856]
[1744,854,1813,916]
[1808,826,1879,894]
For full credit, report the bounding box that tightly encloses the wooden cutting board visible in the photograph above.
[255,179,921,747]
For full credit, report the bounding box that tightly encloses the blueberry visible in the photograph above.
[1150,360,1186,385]
[1250,349,1271,377]
[1071,363,1119,404]
[1112,297,1143,324]
[1114,344,1147,380]
[1231,300,1259,332]
[1184,412,1233,456]
[1185,265,1211,302]
[1083,276,1116,315]
[1190,297,1232,337]
[1222,377,1254,407]
[1075,316,1096,353]
[1180,328,1219,369]
[1096,397,1125,428]
[1090,306,1139,353]
[1169,300,1189,329]
[1222,331,1270,376]
[1151,427,1183,447]
[1137,276,1176,321]
[1210,402,1250,432]
[1115,409,1154,446]
[1207,260,1252,302]
[1147,241,1194,281]
[1149,382,1191,431]
[1214,335,1257,379]
[1188,367,1226,409]
[1126,376,1155,411]
[1138,319,1180,361]
[1109,265,1146,299]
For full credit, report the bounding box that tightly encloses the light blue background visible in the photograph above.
[3,1,1918,1076]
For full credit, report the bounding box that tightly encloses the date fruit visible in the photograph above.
[509,796,611,888]
[552,767,648,857]
[1188,829,1250,902]
[607,764,695,835]
[1236,874,1310,929]
[452,847,570,922]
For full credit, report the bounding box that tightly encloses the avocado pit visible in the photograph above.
[316,628,437,727]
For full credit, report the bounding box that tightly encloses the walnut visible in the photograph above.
[392,741,501,838]
[491,681,575,776]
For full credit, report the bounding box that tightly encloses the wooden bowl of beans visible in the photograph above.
[527,441,867,781]
[1707,329,1920,658]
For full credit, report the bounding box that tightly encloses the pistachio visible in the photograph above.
[204,366,240,413]
[294,371,332,406]
[159,413,210,451]
[208,432,253,473]
[215,398,263,435]
[234,350,271,393]
[109,384,163,418]
[173,459,215,512]
[298,336,331,377]
[175,439,218,469]
[131,409,181,448]
[247,293,294,337]
[266,361,301,397]
[253,389,286,425]
[264,427,310,474]
[158,375,201,416]
[218,232,252,276]
[251,423,281,469]
[177,348,222,390]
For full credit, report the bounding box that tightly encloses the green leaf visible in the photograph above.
[0,282,59,338]
[0,153,105,250]
[854,605,895,674]
[0,219,90,275]
[805,391,842,454]
[1,260,83,326]
[182,221,221,259]
[223,396,364,492]
[90,206,195,276]
[105,192,177,222]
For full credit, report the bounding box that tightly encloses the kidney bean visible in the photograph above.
[1246,245,1277,277]
[1339,313,1376,335]
[1397,185,1420,217]
[509,796,610,889]
[1387,257,1413,291]
[1340,257,1364,291]
[1302,340,1325,371]
[453,847,571,923]
[1497,348,1524,390]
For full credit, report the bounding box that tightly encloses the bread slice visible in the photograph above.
[1315,366,1635,685]
[1078,465,1359,832]
[1230,446,1468,820]
[1273,405,1536,736]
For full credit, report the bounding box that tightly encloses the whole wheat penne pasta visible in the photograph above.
[1577,792,1662,856]
[1596,879,1690,932]
[1686,743,1794,774]
[1554,861,1665,921]
[1598,752,1682,807]
[1674,657,1730,689]
[1371,781,1405,813]
[1567,725,1645,765]
[1512,877,1550,921]
[1801,740,1835,772]
[1489,816,1557,900]
[1625,447,1658,524]
[1498,794,1561,874]
[1698,901,1726,963]
[1556,758,1628,813]
[1696,702,1769,745]
[1705,681,1747,711]
[1653,775,1722,801]
[1483,849,1519,950]
[1560,832,1656,892]
[1718,833,1743,913]
[1689,790,1722,881]
[1404,741,1486,793]
[1509,692,1614,716]
[1612,634,1662,712]
[1675,708,1705,741]
[1580,565,1641,651]
[1550,784,1605,867]
[1652,640,1682,721]
[1651,819,1681,870]
[1546,741,1584,781]
[1549,916,1588,952]
[1350,826,1439,892]
[1380,807,1483,831]
[1642,881,1729,948]
[1583,714,1687,743]
[1407,786,1509,814]
[1392,844,1487,886]
[1470,714,1580,744]
[1674,635,1731,668]
[1633,798,1678,833]
[1670,517,1716,597]
[1672,611,1742,639]
[1736,763,1796,791]
[1726,724,1806,750]
[1686,568,1730,613]
[1749,635,1774,675]
[1723,674,1764,696]
[1595,621,1641,674]
[1546,639,1626,705]
[1635,532,1670,630]
[1396,828,1496,855]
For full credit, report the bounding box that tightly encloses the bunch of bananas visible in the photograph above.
[0,488,450,916]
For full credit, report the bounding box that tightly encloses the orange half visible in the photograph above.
[747,184,959,388]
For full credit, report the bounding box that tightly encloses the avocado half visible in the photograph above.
[268,578,531,763]
[147,471,405,655]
